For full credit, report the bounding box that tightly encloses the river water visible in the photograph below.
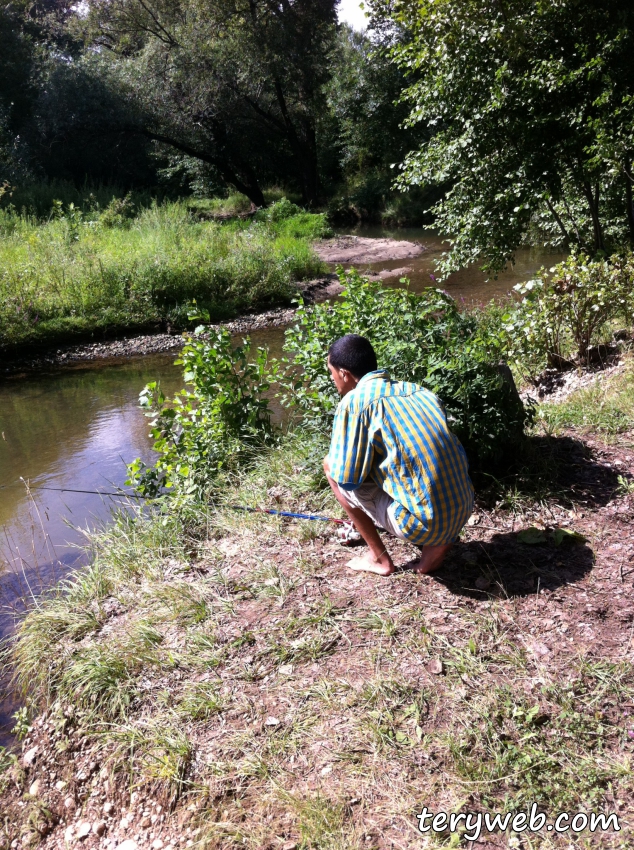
[0,229,562,739]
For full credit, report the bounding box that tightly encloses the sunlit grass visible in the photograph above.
[537,356,634,438]
[0,200,328,348]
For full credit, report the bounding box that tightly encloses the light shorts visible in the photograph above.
[337,481,409,542]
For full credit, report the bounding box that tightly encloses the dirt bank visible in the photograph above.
[314,235,425,264]
[3,422,633,849]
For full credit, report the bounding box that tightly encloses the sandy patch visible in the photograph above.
[314,236,425,264]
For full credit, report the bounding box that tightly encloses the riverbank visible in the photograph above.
[3,357,634,849]
[0,201,331,355]
[0,236,429,377]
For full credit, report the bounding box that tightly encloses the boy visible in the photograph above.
[323,334,474,576]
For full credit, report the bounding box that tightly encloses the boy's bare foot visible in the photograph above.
[346,551,395,576]
[406,544,453,574]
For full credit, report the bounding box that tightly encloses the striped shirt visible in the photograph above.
[328,369,474,546]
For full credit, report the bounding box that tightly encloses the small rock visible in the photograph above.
[151,841,164,850]
[140,817,152,829]
[467,514,480,526]
[103,802,114,815]
[22,747,38,767]
[116,842,138,850]
[64,826,75,843]
[64,796,75,809]
[427,658,443,675]
[282,843,298,850]
[55,780,67,792]
[264,716,280,727]
[320,765,332,776]
[120,818,129,830]
[28,779,41,797]
[93,821,107,837]
[76,822,91,840]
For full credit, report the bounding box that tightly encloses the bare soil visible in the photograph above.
[3,425,634,850]
[314,237,425,265]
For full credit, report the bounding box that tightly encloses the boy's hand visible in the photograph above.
[323,456,331,476]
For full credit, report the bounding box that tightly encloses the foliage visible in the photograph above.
[321,25,436,223]
[0,201,326,349]
[371,0,634,274]
[505,251,634,369]
[126,328,275,499]
[281,268,531,466]
[81,0,339,206]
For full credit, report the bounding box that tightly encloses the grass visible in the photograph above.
[4,373,634,846]
[5,429,632,849]
[0,198,329,350]
[537,359,634,438]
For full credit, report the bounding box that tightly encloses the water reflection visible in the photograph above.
[336,226,566,304]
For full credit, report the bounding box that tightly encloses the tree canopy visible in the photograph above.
[370,0,634,273]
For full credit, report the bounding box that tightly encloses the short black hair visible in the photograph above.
[328,334,377,378]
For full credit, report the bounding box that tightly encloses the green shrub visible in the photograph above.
[126,328,275,500]
[280,268,531,467]
[504,251,634,372]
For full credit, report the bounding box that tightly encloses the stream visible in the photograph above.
[0,229,563,739]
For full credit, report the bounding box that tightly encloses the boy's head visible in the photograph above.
[327,334,377,395]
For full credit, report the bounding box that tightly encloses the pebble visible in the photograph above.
[103,802,115,815]
[151,841,164,850]
[1,303,306,377]
[64,796,75,809]
[28,779,41,796]
[64,826,75,843]
[55,780,67,791]
[116,842,138,850]
[93,820,107,836]
[76,822,92,839]
[22,746,38,767]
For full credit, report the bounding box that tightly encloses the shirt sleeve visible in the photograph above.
[328,401,375,490]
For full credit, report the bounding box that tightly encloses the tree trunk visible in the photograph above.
[138,128,266,208]
[625,159,634,247]
[582,181,605,254]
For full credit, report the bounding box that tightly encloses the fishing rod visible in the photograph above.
[6,481,346,524]
[229,505,344,524]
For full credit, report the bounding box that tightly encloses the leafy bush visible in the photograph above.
[126,328,275,500]
[505,251,634,371]
[281,268,531,467]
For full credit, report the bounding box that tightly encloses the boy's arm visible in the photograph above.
[327,404,374,491]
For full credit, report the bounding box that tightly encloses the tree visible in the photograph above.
[85,0,339,206]
[369,0,634,274]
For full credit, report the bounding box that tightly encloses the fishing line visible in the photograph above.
[3,482,345,523]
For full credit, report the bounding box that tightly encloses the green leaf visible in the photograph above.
[517,527,547,545]
[551,527,587,546]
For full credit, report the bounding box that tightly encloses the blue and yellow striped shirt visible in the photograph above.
[328,370,474,546]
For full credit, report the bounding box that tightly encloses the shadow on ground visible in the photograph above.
[435,532,595,600]
[474,434,622,509]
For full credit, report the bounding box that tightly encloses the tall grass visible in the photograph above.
[0,199,329,349]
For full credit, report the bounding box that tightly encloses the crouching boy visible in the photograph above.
[323,334,474,576]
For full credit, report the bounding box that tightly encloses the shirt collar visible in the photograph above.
[356,369,390,388]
